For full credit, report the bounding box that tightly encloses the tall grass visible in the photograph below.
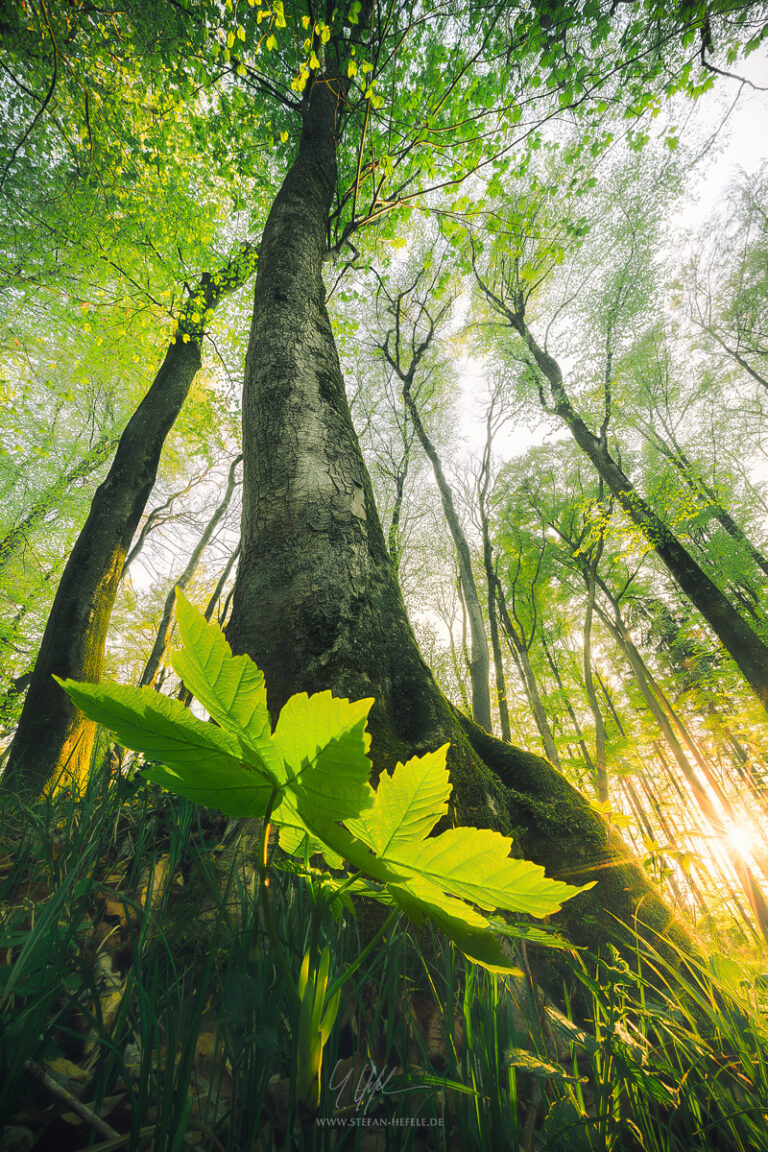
[2,769,768,1150]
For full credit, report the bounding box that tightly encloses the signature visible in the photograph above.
[329,1058,422,1114]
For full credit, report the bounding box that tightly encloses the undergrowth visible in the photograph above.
[2,766,768,1151]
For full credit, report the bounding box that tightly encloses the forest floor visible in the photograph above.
[2,771,768,1152]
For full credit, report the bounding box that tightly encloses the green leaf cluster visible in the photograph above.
[58,590,590,973]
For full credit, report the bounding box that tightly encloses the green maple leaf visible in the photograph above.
[55,677,277,816]
[345,744,451,853]
[59,594,591,974]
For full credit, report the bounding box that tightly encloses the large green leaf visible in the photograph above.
[141,760,275,817]
[171,589,282,778]
[389,826,593,916]
[273,690,375,823]
[277,820,344,870]
[346,745,451,854]
[56,677,278,816]
[58,604,590,976]
[388,876,520,974]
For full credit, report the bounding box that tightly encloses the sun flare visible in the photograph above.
[723,819,759,860]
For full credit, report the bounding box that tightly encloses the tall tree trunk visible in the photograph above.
[485,565,512,742]
[477,402,511,741]
[2,247,257,795]
[540,632,595,776]
[139,454,241,689]
[402,390,492,732]
[387,414,411,577]
[503,308,768,711]
[225,76,692,963]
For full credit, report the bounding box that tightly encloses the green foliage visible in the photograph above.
[58,590,589,975]
[4,771,768,1149]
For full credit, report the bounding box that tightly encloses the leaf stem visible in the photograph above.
[326,908,400,1002]
[259,788,300,1009]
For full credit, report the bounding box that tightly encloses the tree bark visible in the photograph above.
[225,75,694,964]
[2,247,257,794]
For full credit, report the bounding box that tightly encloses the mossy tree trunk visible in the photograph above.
[3,249,257,795]
[3,337,204,794]
[225,75,692,961]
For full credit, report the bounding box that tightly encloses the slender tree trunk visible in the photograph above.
[476,408,511,741]
[541,633,595,775]
[402,390,492,732]
[486,568,512,742]
[478,525,511,741]
[582,553,609,803]
[139,454,241,688]
[0,431,119,573]
[204,542,241,624]
[2,248,257,795]
[511,314,768,711]
[225,75,693,963]
[387,418,411,576]
[494,581,560,767]
[120,465,217,582]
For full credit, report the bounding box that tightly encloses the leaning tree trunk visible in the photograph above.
[515,317,768,712]
[225,76,692,963]
[2,247,257,795]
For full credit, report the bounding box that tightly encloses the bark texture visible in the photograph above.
[226,77,692,963]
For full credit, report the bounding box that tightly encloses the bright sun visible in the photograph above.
[724,820,758,859]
